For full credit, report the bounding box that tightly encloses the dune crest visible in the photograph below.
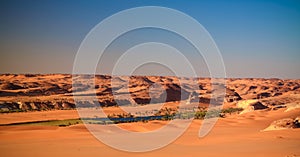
[263,117,300,131]
[237,99,268,114]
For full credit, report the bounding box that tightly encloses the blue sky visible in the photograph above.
[0,0,300,78]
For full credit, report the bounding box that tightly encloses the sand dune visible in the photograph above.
[0,108,299,157]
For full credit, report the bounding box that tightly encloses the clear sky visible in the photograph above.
[0,0,300,78]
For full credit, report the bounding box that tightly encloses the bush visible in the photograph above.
[222,107,243,114]
[194,111,207,119]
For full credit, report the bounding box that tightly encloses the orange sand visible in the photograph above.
[0,108,299,157]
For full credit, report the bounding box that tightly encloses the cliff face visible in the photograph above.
[0,74,299,112]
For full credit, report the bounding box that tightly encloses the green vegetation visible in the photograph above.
[221,107,244,114]
[39,119,82,127]
[0,118,83,127]
[194,107,243,119]
[103,107,243,121]
[0,107,244,127]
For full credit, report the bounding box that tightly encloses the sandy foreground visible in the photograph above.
[0,108,299,157]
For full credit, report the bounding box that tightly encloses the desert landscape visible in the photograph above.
[1,0,300,156]
[0,74,299,157]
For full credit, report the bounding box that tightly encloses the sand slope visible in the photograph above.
[0,108,299,157]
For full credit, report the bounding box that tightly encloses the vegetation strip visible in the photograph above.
[0,108,243,127]
[0,118,82,127]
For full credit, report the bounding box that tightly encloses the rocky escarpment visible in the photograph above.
[0,74,300,112]
[0,101,76,112]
